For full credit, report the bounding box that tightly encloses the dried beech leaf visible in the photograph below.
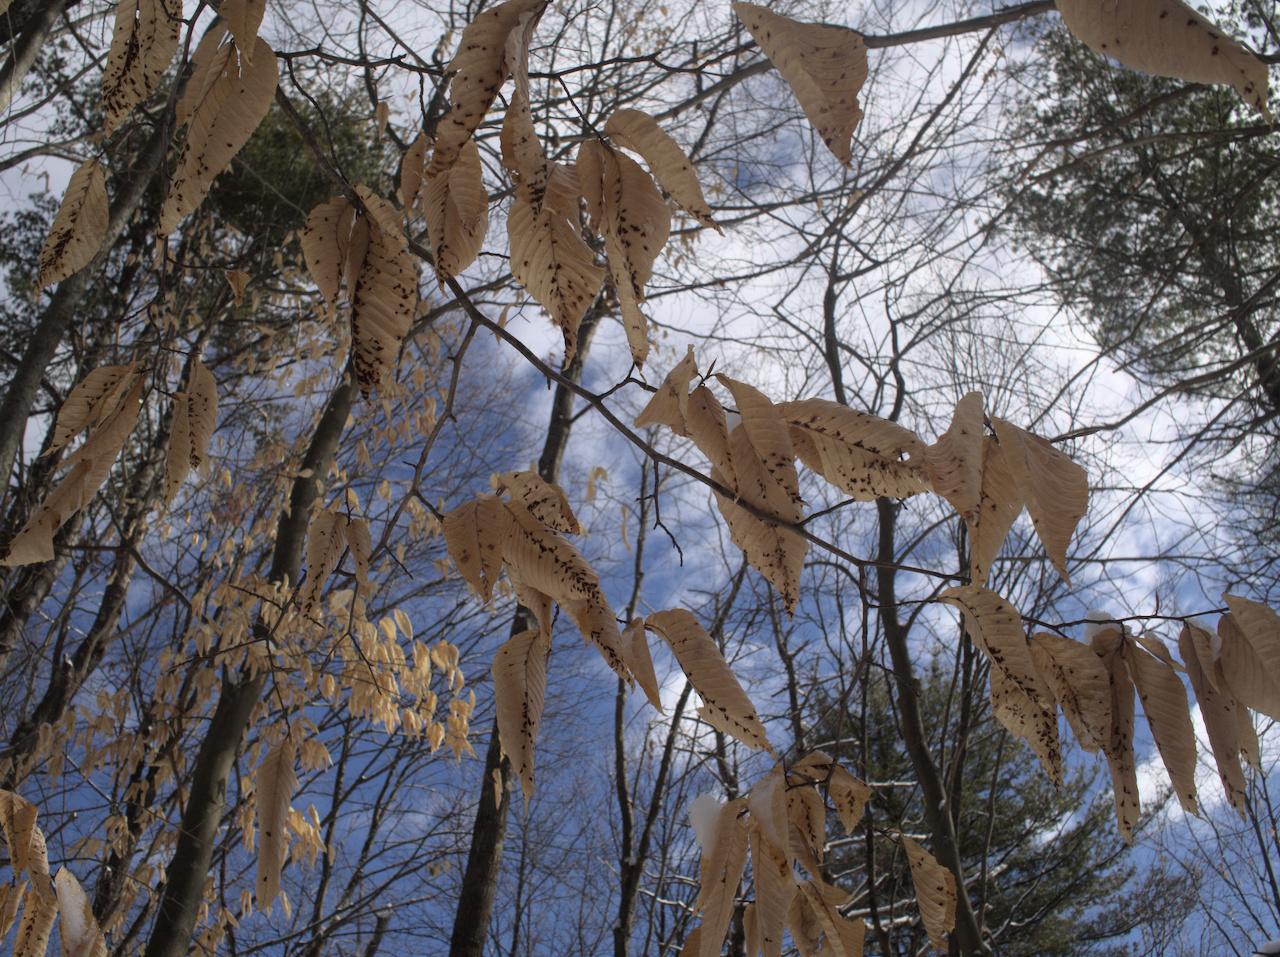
[496,470,580,534]
[1223,594,1280,699]
[562,594,630,681]
[427,0,545,177]
[786,888,825,957]
[1123,638,1198,814]
[99,0,181,134]
[621,618,663,711]
[424,138,488,282]
[828,764,871,834]
[443,494,510,602]
[797,879,856,957]
[544,162,582,220]
[160,35,278,233]
[0,882,24,941]
[0,791,40,881]
[990,417,1088,584]
[646,609,771,751]
[1056,0,1270,115]
[3,379,144,567]
[501,502,601,605]
[38,159,108,290]
[164,360,217,501]
[990,667,1063,784]
[507,194,605,362]
[493,627,550,801]
[348,187,417,394]
[785,782,826,874]
[345,517,372,598]
[1217,611,1280,720]
[225,268,250,304]
[635,345,697,432]
[605,108,716,228]
[779,398,927,501]
[578,140,671,366]
[1179,624,1248,815]
[901,836,956,952]
[399,130,431,211]
[733,3,868,165]
[301,509,347,607]
[696,797,748,957]
[1029,631,1111,753]
[220,0,267,60]
[499,13,548,209]
[13,888,56,957]
[301,196,356,312]
[47,364,137,456]
[1091,628,1140,842]
[53,867,107,957]
[968,436,1023,587]
[924,392,984,524]
[256,735,298,910]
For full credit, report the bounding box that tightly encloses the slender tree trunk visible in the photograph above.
[449,309,603,957]
[142,379,357,957]
[0,0,68,114]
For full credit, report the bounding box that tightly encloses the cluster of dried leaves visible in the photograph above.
[10,0,1278,951]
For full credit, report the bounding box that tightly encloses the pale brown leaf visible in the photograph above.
[733,4,868,165]
[220,0,267,60]
[301,509,347,607]
[99,0,181,135]
[53,868,106,957]
[427,0,545,177]
[779,398,927,502]
[424,138,488,282]
[0,882,25,941]
[561,593,630,681]
[696,797,748,957]
[923,392,984,524]
[348,187,417,394]
[225,268,250,304]
[1217,611,1280,721]
[604,108,716,228]
[399,130,431,211]
[1179,624,1248,815]
[301,196,357,312]
[496,470,580,534]
[989,417,1088,584]
[37,159,108,290]
[748,823,794,957]
[635,345,697,432]
[442,494,510,602]
[493,627,550,801]
[501,501,601,605]
[1056,0,1270,115]
[1123,637,1198,814]
[1091,627,1140,842]
[13,888,55,957]
[968,436,1023,587]
[901,836,956,953]
[646,609,771,751]
[47,364,138,456]
[160,34,278,233]
[621,618,663,711]
[256,736,298,910]
[1029,631,1112,753]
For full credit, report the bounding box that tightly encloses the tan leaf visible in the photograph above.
[220,0,267,60]
[345,517,372,598]
[224,268,250,304]
[714,377,807,611]
[493,627,550,801]
[1223,594,1280,702]
[1217,611,1280,720]
[604,108,716,228]
[1029,631,1111,753]
[696,797,748,957]
[749,823,794,957]
[578,140,671,366]
[426,0,545,177]
[398,130,431,211]
[1179,624,1248,815]
[499,11,547,209]
[785,783,826,874]
[901,836,956,953]
[160,34,278,233]
[495,470,580,534]
[301,509,347,607]
[442,494,510,602]
[424,138,488,282]
[621,618,663,710]
[828,764,871,835]
[164,360,217,502]
[1090,627,1140,842]
[99,0,181,134]
[0,882,25,941]
[645,609,771,751]
[1123,637,1198,814]
[733,3,868,165]
[778,398,927,502]
[968,436,1023,587]
[561,593,630,682]
[301,196,357,312]
[507,194,604,361]
[0,791,39,879]
[544,162,582,220]
[940,585,1061,783]
[923,392,984,524]
[746,764,790,858]
[796,879,856,957]
[744,903,761,957]
[37,159,108,290]
[53,868,106,957]
[13,889,56,957]
[162,392,191,504]
[989,417,1088,584]
[47,364,138,456]
[347,187,417,393]
[3,378,144,567]
[256,735,298,910]
[1056,0,1270,115]
[635,345,697,432]
[501,501,601,605]
[786,888,825,957]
